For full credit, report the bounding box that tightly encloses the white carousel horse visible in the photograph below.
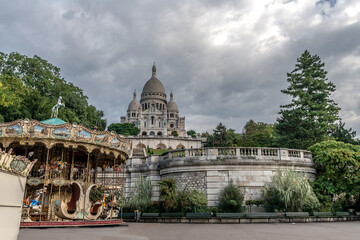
[51,96,65,118]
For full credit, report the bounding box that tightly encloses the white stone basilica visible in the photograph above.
[121,63,186,137]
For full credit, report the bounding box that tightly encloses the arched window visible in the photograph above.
[142,131,147,136]
[150,131,155,135]
[151,116,154,125]
[157,132,162,136]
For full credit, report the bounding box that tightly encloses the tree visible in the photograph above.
[309,141,360,210]
[171,130,179,137]
[218,181,245,213]
[205,123,241,147]
[263,169,319,212]
[275,50,340,149]
[187,130,197,138]
[159,178,177,212]
[332,121,358,145]
[0,52,106,130]
[107,123,140,136]
[239,120,275,147]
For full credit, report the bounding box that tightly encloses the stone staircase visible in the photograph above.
[132,148,145,157]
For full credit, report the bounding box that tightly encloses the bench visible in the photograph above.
[141,213,160,218]
[118,212,134,219]
[286,212,310,218]
[246,212,278,219]
[313,212,333,218]
[160,212,185,218]
[216,213,244,223]
[186,212,213,219]
[216,213,244,219]
[335,212,350,217]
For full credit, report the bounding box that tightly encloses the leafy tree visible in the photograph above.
[239,120,275,147]
[263,169,319,212]
[171,130,179,137]
[187,130,197,138]
[275,50,340,149]
[309,141,360,210]
[107,123,140,136]
[0,52,106,130]
[218,181,245,213]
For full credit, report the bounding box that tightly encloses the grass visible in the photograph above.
[146,149,171,156]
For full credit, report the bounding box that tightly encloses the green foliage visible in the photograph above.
[245,200,264,206]
[187,129,197,138]
[263,169,319,212]
[275,50,340,149]
[205,123,241,147]
[175,189,208,213]
[218,181,245,213]
[309,140,360,210]
[107,123,140,136]
[171,130,179,137]
[0,52,106,130]
[332,121,358,145]
[159,178,177,212]
[89,186,105,203]
[124,177,153,211]
[239,120,275,147]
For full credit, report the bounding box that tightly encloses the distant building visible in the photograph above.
[121,63,186,137]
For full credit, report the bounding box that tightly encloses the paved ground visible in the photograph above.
[18,222,360,240]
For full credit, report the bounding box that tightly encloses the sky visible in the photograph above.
[1,0,360,135]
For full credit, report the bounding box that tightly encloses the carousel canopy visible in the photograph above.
[40,118,67,125]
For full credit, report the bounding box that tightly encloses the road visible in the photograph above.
[18,222,360,240]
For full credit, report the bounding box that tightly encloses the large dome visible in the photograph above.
[141,63,166,95]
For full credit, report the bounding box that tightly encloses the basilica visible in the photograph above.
[121,63,186,137]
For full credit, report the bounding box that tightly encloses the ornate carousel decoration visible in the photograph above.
[0,104,131,223]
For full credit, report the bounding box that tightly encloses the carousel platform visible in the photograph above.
[20,219,127,228]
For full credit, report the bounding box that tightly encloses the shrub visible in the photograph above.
[263,169,319,212]
[123,177,152,211]
[159,178,177,212]
[218,181,245,213]
[175,189,208,213]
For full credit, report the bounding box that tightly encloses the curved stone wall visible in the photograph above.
[125,147,315,207]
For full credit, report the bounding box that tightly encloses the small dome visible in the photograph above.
[128,90,140,111]
[142,63,166,95]
[167,91,179,112]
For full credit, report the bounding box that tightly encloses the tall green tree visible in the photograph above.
[275,50,340,149]
[108,123,140,136]
[0,52,106,129]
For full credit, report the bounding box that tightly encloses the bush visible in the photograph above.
[218,181,245,213]
[123,177,152,211]
[175,189,208,213]
[263,169,319,212]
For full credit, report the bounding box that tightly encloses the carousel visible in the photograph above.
[0,98,131,227]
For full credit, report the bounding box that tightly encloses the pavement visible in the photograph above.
[18,222,360,240]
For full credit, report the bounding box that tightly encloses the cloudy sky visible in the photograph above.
[1,0,359,134]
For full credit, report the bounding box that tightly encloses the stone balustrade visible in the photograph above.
[161,147,312,162]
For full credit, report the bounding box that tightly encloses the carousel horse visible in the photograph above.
[51,96,65,118]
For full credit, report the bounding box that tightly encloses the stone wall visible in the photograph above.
[124,147,316,207]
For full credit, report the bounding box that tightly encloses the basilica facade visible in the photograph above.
[121,64,186,137]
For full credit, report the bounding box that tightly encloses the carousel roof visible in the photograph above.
[40,118,67,125]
